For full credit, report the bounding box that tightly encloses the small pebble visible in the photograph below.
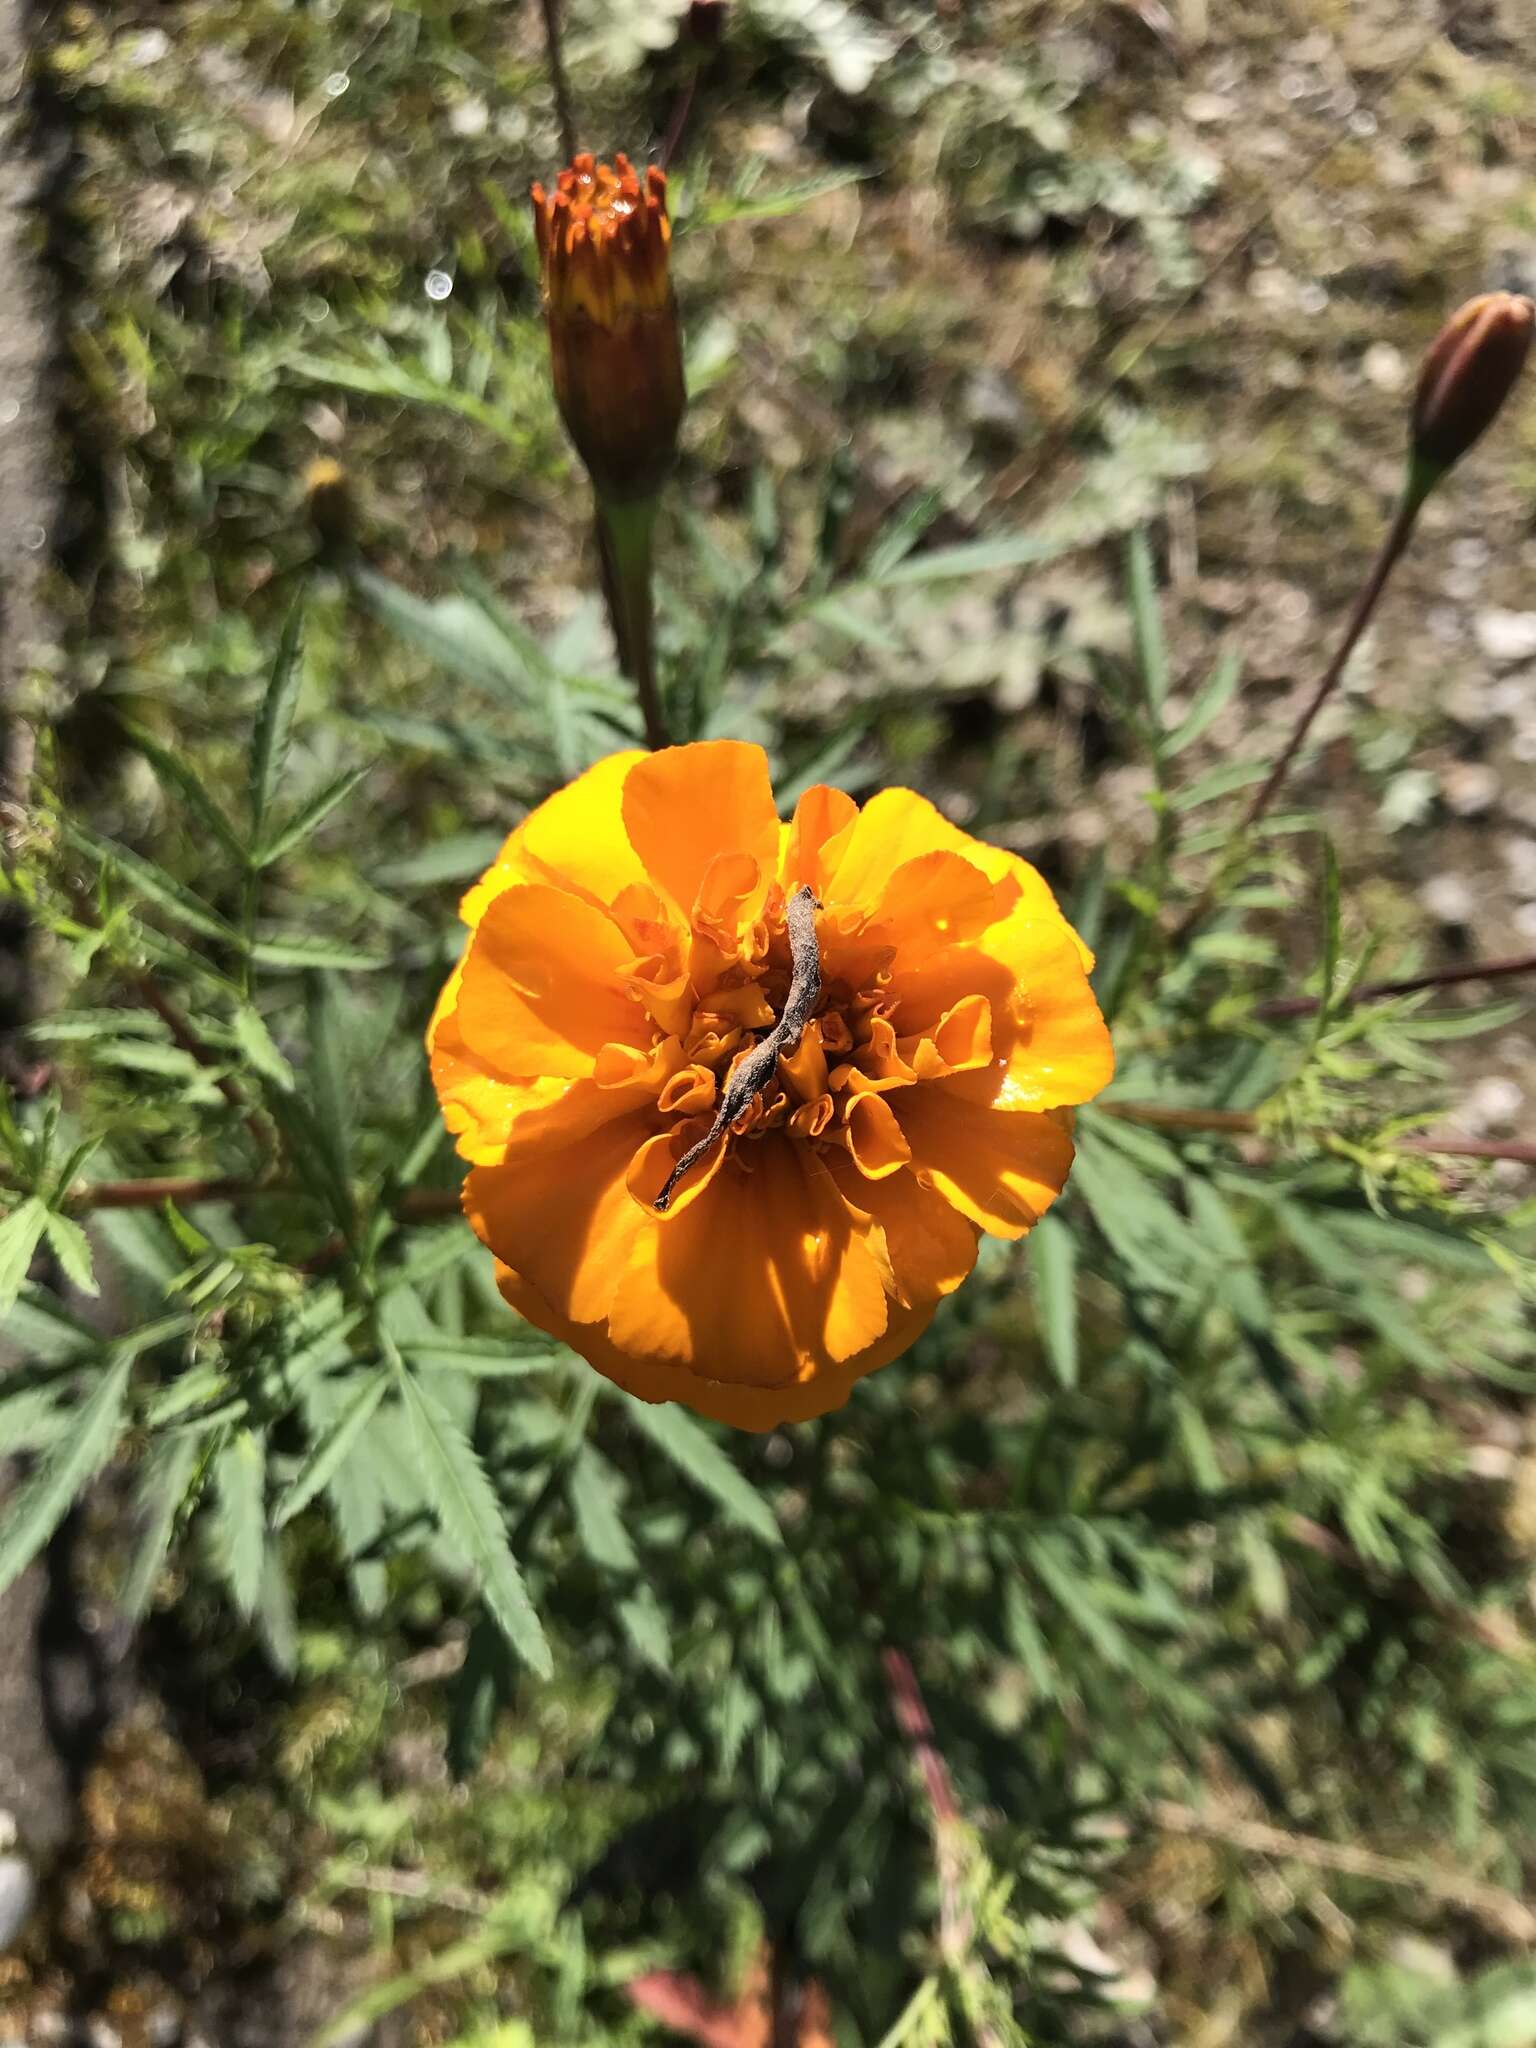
[1441,763,1500,817]
[1419,873,1475,926]
[0,1854,36,1949]
[1475,609,1536,665]
[1362,341,1405,390]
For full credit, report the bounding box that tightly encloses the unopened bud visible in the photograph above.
[685,1,728,48]
[302,456,353,553]
[1411,290,1534,484]
[530,153,685,504]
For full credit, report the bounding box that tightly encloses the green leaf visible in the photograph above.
[447,1611,516,1779]
[0,1198,48,1318]
[567,1446,637,1574]
[116,716,249,865]
[257,1540,298,1675]
[43,1209,98,1297]
[304,972,355,1196]
[254,765,371,867]
[616,1583,671,1675]
[695,167,867,226]
[870,529,1061,588]
[231,1005,296,1091]
[1166,647,1241,755]
[0,1350,133,1600]
[249,936,388,972]
[250,600,306,836]
[61,820,240,944]
[625,1398,781,1546]
[1315,836,1341,1030]
[401,1343,551,1379]
[1125,528,1168,714]
[274,1368,390,1528]
[376,830,508,890]
[1027,1210,1078,1389]
[121,1429,204,1621]
[395,1365,551,1675]
[214,1428,267,1617]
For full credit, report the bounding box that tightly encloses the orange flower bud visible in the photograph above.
[1411,290,1533,480]
[301,456,352,552]
[530,153,686,503]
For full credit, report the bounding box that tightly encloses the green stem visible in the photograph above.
[595,494,668,750]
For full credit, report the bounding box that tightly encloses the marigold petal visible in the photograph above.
[866,849,1005,951]
[823,1154,979,1307]
[782,784,859,895]
[493,1256,932,1430]
[607,1138,890,1384]
[844,1091,912,1179]
[822,787,984,911]
[460,749,647,927]
[464,1109,654,1326]
[621,740,779,919]
[457,884,647,1079]
[898,1090,1076,1238]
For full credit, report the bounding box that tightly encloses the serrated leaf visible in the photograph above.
[43,1209,98,1297]
[395,1365,550,1675]
[250,602,305,835]
[62,820,239,945]
[616,1583,670,1674]
[116,716,249,865]
[231,1005,296,1091]
[695,166,868,226]
[1166,647,1241,755]
[254,764,371,867]
[0,1350,133,1600]
[567,1445,637,1574]
[872,528,1061,588]
[214,1428,267,1617]
[274,1368,389,1528]
[249,936,388,972]
[448,1611,515,1779]
[1027,1210,1078,1388]
[121,1429,205,1620]
[257,1539,298,1675]
[304,972,354,1193]
[717,1672,756,1773]
[625,1398,781,1547]
[376,830,507,890]
[0,1198,48,1318]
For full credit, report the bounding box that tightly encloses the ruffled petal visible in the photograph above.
[463,1108,655,1326]
[621,740,780,920]
[461,750,648,927]
[782,784,858,895]
[606,1137,891,1386]
[456,884,648,1080]
[823,1152,979,1307]
[495,1256,933,1431]
[896,1089,1076,1238]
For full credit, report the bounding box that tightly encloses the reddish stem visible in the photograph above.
[1256,951,1536,1020]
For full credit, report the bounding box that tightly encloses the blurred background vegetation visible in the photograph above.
[2,0,1535,2043]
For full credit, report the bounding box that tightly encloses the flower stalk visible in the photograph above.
[595,493,668,749]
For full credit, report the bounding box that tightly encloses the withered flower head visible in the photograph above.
[531,152,686,503]
[1411,290,1534,481]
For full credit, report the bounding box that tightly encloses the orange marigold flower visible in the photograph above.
[531,152,686,502]
[428,743,1113,1430]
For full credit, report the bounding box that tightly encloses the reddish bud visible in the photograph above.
[530,153,686,503]
[685,1,728,48]
[301,456,353,552]
[1411,290,1534,480]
